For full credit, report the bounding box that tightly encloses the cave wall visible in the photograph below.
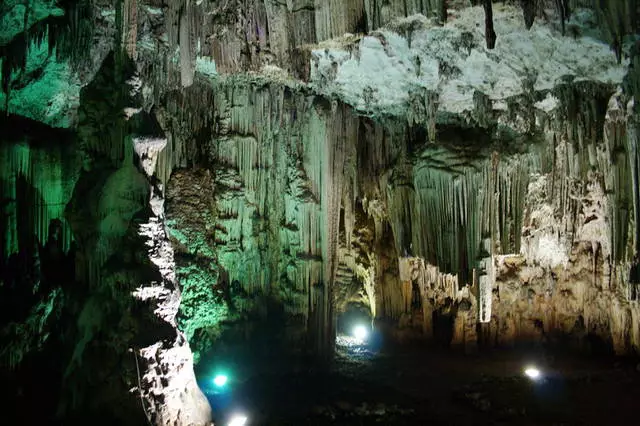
[159,82,367,359]
[391,91,640,352]
[3,1,640,425]
[138,2,640,358]
[151,80,640,357]
[0,49,210,424]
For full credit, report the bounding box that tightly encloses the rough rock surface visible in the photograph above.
[2,1,640,425]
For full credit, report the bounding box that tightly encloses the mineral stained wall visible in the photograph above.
[2,1,640,424]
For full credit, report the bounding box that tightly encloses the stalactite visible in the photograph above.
[628,114,640,255]
[263,1,290,68]
[1,0,93,103]
[603,89,633,262]
[590,0,639,64]
[123,0,138,60]
[179,1,194,87]
[483,0,496,50]
[314,0,366,42]
[555,0,568,35]
[521,0,536,30]
[362,0,445,31]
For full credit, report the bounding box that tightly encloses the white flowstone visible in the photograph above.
[310,5,627,120]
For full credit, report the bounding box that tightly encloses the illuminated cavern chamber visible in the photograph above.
[2,0,640,425]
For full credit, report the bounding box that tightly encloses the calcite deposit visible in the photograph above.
[2,1,640,425]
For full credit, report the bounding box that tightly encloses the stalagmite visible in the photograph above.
[478,239,494,324]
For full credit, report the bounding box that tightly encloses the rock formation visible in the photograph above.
[1,0,640,424]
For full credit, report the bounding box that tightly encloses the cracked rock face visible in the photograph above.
[2,1,640,425]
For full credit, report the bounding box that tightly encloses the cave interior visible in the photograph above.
[2,1,640,425]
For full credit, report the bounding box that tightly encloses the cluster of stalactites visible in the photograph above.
[585,0,639,62]
[152,0,451,81]
[385,151,531,286]
[0,0,93,102]
[390,256,463,324]
[550,82,639,263]
[159,0,211,87]
[157,82,343,349]
[0,141,78,261]
[474,1,638,54]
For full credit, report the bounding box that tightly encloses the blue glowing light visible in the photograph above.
[213,374,228,387]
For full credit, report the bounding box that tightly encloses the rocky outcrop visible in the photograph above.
[135,180,212,426]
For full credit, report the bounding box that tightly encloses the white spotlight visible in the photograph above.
[228,414,248,426]
[353,325,368,341]
[524,366,541,380]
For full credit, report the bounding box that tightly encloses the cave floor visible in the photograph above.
[202,342,640,426]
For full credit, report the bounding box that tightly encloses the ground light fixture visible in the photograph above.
[524,366,542,380]
[213,374,229,387]
[352,324,369,342]
[228,414,248,426]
